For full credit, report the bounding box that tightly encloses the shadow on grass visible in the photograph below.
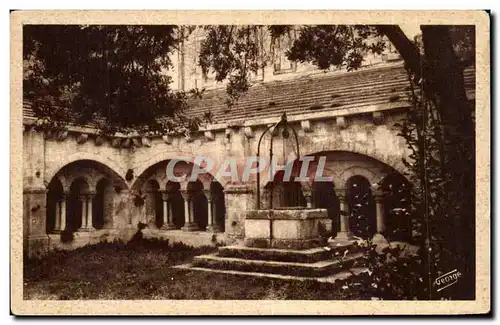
[24,234,367,300]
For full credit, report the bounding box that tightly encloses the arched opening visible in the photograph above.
[346,175,376,239]
[211,181,226,232]
[46,178,64,233]
[93,178,114,229]
[67,177,90,231]
[188,180,208,230]
[313,181,340,237]
[265,171,306,208]
[133,159,226,232]
[282,180,305,207]
[166,181,185,229]
[381,173,412,241]
[47,159,128,234]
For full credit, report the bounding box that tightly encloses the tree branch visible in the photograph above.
[375,25,422,79]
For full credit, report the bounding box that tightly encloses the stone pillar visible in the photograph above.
[54,201,61,232]
[78,194,94,231]
[79,195,87,229]
[86,193,95,230]
[23,187,49,256]
[161,191,176,230]
[181,190,198,231]
[59,194,67,232]
[205,190,220,232]
[374,193,386,233]
[334,188,354,241]
[53,194,67,232]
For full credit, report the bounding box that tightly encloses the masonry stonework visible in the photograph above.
[22,61,475,256]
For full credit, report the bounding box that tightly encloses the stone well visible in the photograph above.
[244,208,329,250]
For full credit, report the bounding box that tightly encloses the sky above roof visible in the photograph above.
[400,24,421,40]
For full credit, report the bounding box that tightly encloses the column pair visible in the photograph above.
[78,192,95,231]
[334,188,386,241]
[180,188,221,232]
[160,191,176,230]
[180,189,198,231]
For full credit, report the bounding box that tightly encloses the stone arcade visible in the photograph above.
[22,60,475,257]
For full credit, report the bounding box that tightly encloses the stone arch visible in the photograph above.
[131,157,219,192]
[339,165,379,188]
[345,175,376,239]
[93,177,115,229]
[132,158,226,232]
[143,179,163,229]
[66,177,90,231]
[380,172,412,241]
[301,139,409,177]
[45,152,127,189]
[46,177,64,233]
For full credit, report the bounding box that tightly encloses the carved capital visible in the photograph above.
[336,188,347,202]
[203,189,212,202]
[180,189,191,201]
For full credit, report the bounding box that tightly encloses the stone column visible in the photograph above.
[86,193,95,231]
[334,188,354,241]
[54,201,61,232]
[205,190,220,232]
[78,195,87,230]
[181,190,198,231]
[161,191,176,230]
[59,194,67,232]
[374,193,386,233]
[54,193,67,232]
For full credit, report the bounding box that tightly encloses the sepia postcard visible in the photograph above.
[10,10,490,315]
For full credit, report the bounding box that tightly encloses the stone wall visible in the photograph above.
[22,102,411,255]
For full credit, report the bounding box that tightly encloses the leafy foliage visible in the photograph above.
[198,25,386,106]
[23,25,208,136]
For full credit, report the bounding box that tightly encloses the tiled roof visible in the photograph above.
[23,62,475,125]
[185,62,475,124]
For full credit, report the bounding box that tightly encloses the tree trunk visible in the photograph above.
[380,25,475,299]
[421,25,475,300]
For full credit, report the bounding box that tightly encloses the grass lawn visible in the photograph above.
[24,237,368,300]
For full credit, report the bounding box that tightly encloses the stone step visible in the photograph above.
[173,263,369,284]
[217,241,359,263]
[192,251,365,278]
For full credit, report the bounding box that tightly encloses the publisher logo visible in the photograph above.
[435,269,461,292]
